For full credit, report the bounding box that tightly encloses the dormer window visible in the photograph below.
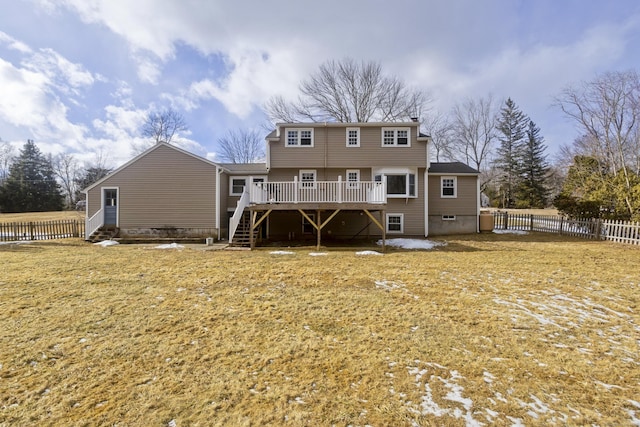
[381,127,411,146]
[286,128,314,147]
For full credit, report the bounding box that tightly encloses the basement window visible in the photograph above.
[386,213,404,234]
[442,215,456,221]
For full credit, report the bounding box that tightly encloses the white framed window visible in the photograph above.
[381,127,411,146]
[441,176,457,198]
[386,213,404,234]
[346,127,360,147]
[442,215,456,221]
[286,128,314,147]
[230,177,247,196]
[374,169,417,198]
[299,169,317,189]
[346,169,360,189]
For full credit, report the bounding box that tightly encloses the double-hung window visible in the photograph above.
[346,169,360,189]
[346,127,360,147]
[441,177,457,198]
[286,128,314,147]
[386,213,404,234]
[381,128,411,146]
[299,170,316,189]
[230,177,247,196]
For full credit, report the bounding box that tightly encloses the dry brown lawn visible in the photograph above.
[0,211,84,223]
[1,234,639,426]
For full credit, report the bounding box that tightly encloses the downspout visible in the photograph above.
[215,165,221,240]
[476,175,481,233]
[424,132,430,237]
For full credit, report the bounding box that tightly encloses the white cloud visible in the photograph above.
[0,31,32,54]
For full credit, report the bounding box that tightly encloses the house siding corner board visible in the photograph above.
[86,144,217,234]
[269,125,426,169]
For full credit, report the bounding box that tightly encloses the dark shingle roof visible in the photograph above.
[220,163,268,174]
[428,162,479,174]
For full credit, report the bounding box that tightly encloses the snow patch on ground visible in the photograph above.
[94,240,119,247]
[270,250,294,255]
[309,252,328,256]
[379,238,446,250]
[493,229,529,235]
[155,243,184,249]
[0,240,33,246]
[355,250,382,256]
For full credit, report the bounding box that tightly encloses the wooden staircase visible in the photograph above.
[229,212,258,247]
[86,225,120,243]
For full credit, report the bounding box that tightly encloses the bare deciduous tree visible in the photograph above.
[134,108,188,154]
[421,113,454,162]
[449,96,499,192]
[0,138,15,181]
[266,59,430,123]
[52,153,80,209]
[217,129,265,163]
[555,70,640,217]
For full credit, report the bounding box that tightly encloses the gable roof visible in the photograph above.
[83,142,219,193]
[428,162,480,175]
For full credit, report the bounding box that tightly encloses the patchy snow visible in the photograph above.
[155,243,184,249]
[0,240,33,246]
[270,250,294,255]
[309,252,328,256]
[94,240,119,247]
[378,238,446,250]
[493,229,529,235]
[356,250,382,256]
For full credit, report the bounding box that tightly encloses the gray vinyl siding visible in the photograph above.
[269,125,428,169]
[86,144,217,229]
[428,175,478,216]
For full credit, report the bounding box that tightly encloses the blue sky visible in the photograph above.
[1,0,639,167]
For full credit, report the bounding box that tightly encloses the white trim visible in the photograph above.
[381,127,411,147]
[424,168,429,237]
[101,186,119,226]
[285,128,314,147]
[373,167,417,198]
[299,169,317,189]
[476,175,481,233]
[346,169,360,189]
[441,176,457,198]
[386,213,404,234]
[229,176,248,196]
[216,166,221,234]
[346,127,360,147]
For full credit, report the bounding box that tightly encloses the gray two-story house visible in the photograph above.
[83,122,480,247]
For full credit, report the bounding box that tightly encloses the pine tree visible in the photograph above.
[0,140,64,213]
[516,120,550,208]
[494,98,528,208]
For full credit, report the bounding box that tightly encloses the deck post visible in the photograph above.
[316,210,321,251]
[249,211,256,249]
[381,210,386,252]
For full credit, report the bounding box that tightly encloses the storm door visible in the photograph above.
[103,188,118,226]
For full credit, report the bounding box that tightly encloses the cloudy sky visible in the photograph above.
[1,0,639,167]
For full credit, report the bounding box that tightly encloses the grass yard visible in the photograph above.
[1,234,639,426]
[0,211,84,223]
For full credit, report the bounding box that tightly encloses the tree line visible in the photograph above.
[1,59,638,220]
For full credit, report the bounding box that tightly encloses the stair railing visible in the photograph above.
[229,188,251,244]
[85,208,104,240]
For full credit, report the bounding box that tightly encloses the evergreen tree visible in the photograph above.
[516,120,550,208]
[0,140,64,213]
[494,98,527,208]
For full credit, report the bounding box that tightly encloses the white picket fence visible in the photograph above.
[493,212,640,246]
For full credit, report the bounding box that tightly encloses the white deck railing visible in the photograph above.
[249,179,386,204]
[85,208,104,240]
[228,189,251,243]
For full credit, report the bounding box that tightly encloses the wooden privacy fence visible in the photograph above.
[493,212,640,245]
[0,220,85,242]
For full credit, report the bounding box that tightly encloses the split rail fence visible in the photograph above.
[493,212,640,246]
[0,220,85,242]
